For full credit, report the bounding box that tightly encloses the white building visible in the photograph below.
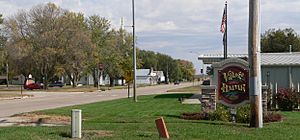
[136,69,165,85]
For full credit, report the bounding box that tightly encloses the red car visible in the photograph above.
[24,83,43,90]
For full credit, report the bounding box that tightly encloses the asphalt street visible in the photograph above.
[0,83,193,117]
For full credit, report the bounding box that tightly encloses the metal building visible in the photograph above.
[198,52,300,91]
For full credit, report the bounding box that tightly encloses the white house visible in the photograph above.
[136,69,165,85]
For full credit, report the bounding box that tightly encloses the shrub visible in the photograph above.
[207,105,230,122]
[277,88,300,111]
[236,104,250,123]
[180,112,207,120]
[264,112,283,122]
[181,104,283,124]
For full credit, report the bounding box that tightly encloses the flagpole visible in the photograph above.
[224,1,228,59]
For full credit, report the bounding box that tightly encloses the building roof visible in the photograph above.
[136,69,150,76]
[261,53,300,66]
[198,52,300,66]
[153,71,164,77]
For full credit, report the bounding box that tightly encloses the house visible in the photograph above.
[153,71,165,84]
[136,69,155,85]
[0,76,7,85]
[136,69,166,85]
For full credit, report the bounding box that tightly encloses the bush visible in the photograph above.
[180,112,207,120]
[181,104,283,123]
[277,88,300,111]
[236,104,250,123]
[264,112,283,122]
[207,105,230,122]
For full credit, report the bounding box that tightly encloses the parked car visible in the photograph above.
[174,81,180,85]
[202,80,210,85]
[48,81,64,87]
[24,83,43,90]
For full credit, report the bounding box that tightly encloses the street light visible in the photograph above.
[132,0,137,102]
[189,51,204,75]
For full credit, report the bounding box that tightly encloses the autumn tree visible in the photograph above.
[115,28,133,85]
[177,59,195,81]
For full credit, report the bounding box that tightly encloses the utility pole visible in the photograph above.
[6,63,8,87]
[249,0,263,128]
[132,0,137,102]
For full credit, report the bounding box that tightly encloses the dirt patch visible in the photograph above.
[0,113,70,127]
[0,94,33,100]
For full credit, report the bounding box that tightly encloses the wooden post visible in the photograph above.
[155,117,170,139]
[275,82,278,109]
[127,82,130,98]
[249,0,263,128]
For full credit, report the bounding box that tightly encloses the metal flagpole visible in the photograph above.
[132,0,137,102]
[220,1,228,59]
[249,0,263,128]
[224,1,228,59]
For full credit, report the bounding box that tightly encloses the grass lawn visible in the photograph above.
[167,85,201,93]
[0,93,300,140]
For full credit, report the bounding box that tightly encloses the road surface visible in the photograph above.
[0,83,193,117]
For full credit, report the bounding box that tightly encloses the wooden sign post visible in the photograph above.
[155,117,170,139]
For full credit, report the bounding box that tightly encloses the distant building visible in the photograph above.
[136,69,155,85]
[153,70,165,84]
[136,68,165,85]
[198,52,300,91]
[0,75,7,85]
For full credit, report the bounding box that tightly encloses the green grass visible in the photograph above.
[0,94,300,140]
[167,85,201,93]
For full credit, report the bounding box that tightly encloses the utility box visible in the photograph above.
[72,109,82,138]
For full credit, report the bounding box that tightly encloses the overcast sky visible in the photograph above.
[1,0,299,74]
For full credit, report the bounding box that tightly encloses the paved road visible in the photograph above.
[0,83,193,117]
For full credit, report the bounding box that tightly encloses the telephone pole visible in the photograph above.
[249,0,263,128]
[132,0,137,102]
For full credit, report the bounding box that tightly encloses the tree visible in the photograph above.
[4,3,95,88]
[138,50,158,69]
[86,15,112,87]
[116,28,133,85]
[261,28,300,52]
[59,12,94,87]
[0,14,6,76]
[177,59,195,81]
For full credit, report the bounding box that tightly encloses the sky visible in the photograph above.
[0,0,300,74]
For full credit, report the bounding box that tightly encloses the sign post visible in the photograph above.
[125,71,133,98]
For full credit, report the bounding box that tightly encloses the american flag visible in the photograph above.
[220,5,227,33]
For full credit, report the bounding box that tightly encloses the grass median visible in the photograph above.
[0,93,300,140]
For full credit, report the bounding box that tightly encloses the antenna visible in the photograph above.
[120,17,124,30]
